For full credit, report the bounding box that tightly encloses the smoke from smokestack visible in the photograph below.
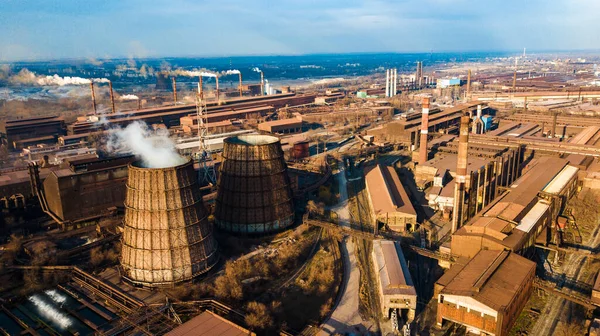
[170,69,217,78]
[222,69,241,75]
[107,121,186,169]
[120,94,139,100]
[252,67,261,73]
[9,69,109,86]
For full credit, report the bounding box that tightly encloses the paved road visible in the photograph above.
[329,169,351,226]
[318,239,375,335]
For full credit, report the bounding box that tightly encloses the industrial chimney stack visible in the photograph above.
[198,76,204,98]
[466,69,472,98]
[393,69,397,96]
[171,77,178,104]
[215,75,220,105]
[385,69,390,97]
[418,97,431,164]
[90,82,97,115]
[260,71,265,96]
[238,72,243,98]
[452,115,470,233]
[108,80,116,114]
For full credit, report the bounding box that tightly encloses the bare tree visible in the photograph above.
[245,301,273,330]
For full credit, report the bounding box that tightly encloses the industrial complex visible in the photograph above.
[2,53,600,336]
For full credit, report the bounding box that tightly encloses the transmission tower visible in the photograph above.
[196,88,217,185]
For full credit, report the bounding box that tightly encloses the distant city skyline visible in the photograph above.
[1,0,599,62]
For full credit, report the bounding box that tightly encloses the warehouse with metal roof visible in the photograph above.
[435,250,536,336]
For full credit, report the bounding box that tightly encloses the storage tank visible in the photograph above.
[215,134,294,234]
[120,159,218,287]
[292,140,310,160]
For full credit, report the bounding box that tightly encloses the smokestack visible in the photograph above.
[551,112,557,138]
[171,77,177,104]
[108,80,116,114]
[418,97,431,164]
[198,76,204,98]
[467,69,472,97]
[238,72,243,98]
[385,69,390,97]
[452,115,470,233]
[215,76,220,104]
[512,71,517,92]
[393,69,398,96]
[472,104,483,134]
[90,82,97,115]
[260,71,265,96]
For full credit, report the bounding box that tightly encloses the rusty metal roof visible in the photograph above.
[365,164,416,217]
[439,250,535,312]
[372,240,417,297]
[165,311,252,336]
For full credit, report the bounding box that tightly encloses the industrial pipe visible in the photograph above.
[108,80,116,114]
[90,82,97,115]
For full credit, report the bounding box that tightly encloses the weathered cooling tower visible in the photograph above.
[215,135,294,234]
[120,159,218,287]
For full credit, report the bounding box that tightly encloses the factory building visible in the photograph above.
[372,240,417,324]
[436,78,462,89]
[68,93,316,134]
[365,164,417,233]
[2,116,65,150]
[41,155,133,226]
[258,116,304,134]
[416,137,523,227]
[435,250,535,336]
[367,103,486,146]
[215,135,295,234]
[120,159,218,287]
[165,310,254,336]
[451,157,579,258]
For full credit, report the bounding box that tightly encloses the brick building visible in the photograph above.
[435,250,535,336]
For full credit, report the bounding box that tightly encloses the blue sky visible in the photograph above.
[1,0,599,61]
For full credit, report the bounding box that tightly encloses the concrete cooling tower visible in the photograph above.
[120,159,218,287]
[215,134,294,234]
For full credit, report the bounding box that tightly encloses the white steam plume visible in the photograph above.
[9,69,109,86]
[252,67,262,73]
[107,121,186,168]
[222,69,240,75]
[171,69,217,78]
[120,94,139,100]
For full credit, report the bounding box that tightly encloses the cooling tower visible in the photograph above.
[215,135,294,234]
[120,159,218,287]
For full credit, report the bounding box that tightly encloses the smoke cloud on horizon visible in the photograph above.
[8,68,109,86]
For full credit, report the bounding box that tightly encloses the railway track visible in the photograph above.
[531,221,600,335]
[347,173,381,331]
